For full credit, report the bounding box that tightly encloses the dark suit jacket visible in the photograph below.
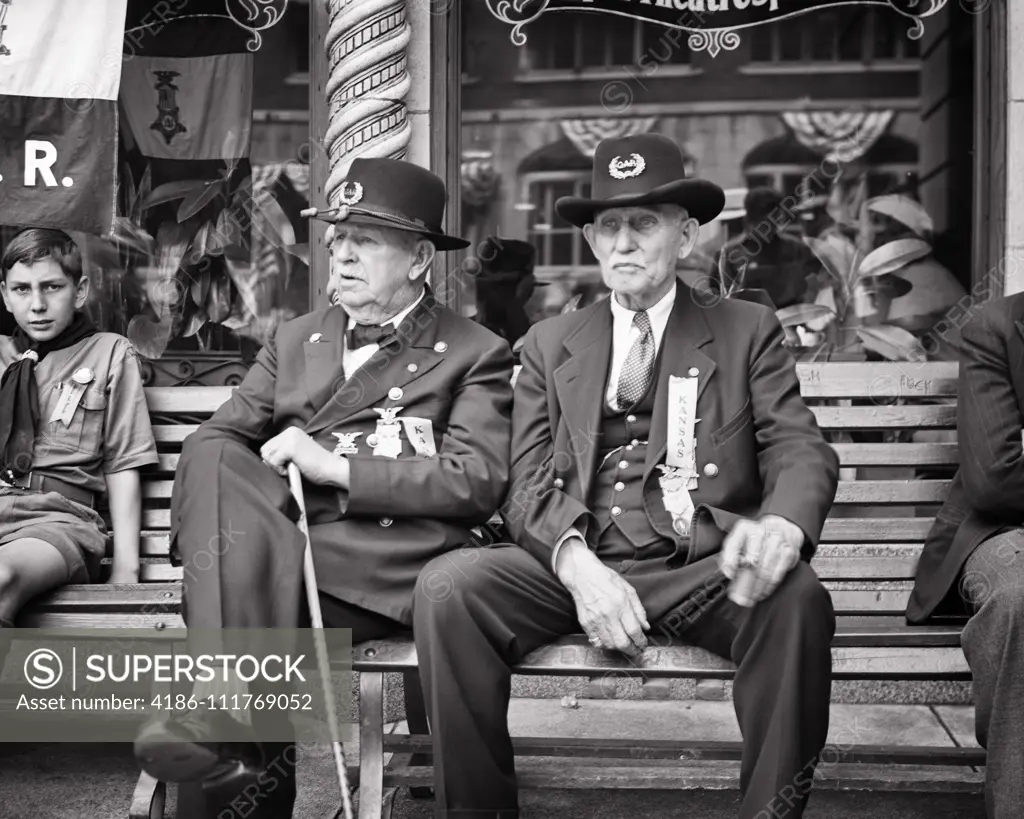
[171,292,514,624]
[500,283,839,623]
[907,292,1024,623]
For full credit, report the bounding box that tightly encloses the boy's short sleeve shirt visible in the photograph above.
[0,332,159,494]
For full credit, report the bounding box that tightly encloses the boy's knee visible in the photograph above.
[0,563,19,597]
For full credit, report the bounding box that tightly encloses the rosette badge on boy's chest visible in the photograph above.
[50,367,95,427]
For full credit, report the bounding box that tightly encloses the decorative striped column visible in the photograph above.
[323,0,413,208]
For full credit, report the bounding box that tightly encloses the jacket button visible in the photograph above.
[611,506,622,516]
[703,463,718,478]
[553,478,564,489]
[379,517,393,527]
[614,481,625,492]
[618,460,629,469]
[626,414,637,424]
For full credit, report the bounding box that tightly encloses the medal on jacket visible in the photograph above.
[371,407,404,459]
[666,373,699,490]
[658,465,695,536]
[399,417,437,457]
[50,367,95,426]
[331,431,362,456]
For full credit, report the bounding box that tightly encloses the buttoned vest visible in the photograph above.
[591,355,675,555]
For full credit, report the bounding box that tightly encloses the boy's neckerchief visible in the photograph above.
[0,312,98,482]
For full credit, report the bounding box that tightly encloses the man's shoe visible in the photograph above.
[134,706,266,792]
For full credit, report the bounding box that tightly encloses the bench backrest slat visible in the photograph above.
[128,362,957,591]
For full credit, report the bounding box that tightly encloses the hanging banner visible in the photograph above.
[485,0,948,56]
[0,0,129,236]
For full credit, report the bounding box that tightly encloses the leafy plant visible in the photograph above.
[738,183,934,362]
[75,159,307,359]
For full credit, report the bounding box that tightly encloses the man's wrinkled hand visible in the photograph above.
[719,514,804,607]
[555,538,650,657]
[260,427,339,485]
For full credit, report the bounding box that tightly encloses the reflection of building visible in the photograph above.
[461,3,975,307]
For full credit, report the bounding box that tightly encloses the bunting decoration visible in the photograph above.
[560,118,658,159]
[781,111,895,164]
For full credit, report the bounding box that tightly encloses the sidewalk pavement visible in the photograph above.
[0,699,986,818]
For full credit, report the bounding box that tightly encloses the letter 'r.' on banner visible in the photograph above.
[0,0,128,236]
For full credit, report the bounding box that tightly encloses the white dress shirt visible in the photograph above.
[550,282,677,572]
[342,288,425,380]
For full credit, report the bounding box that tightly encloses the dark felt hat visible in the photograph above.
[477,236,537,278]
[555,133,725,228]
[302,158,470,251]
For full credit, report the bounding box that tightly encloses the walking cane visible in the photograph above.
[287,462,355,819]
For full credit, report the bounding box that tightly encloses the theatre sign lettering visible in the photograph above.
[485,0,949,54]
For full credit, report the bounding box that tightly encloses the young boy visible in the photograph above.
[0,228,158,631]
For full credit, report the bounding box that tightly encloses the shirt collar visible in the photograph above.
[346,287,426,331]
[609,280,676,328]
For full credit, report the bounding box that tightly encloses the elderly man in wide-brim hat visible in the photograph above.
[414,134,840,819]
[133,158,515,819]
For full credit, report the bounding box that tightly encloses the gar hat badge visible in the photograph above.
[0,0,13,57]
[608,153,646,180]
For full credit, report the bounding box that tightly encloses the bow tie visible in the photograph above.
[346,322,396,350]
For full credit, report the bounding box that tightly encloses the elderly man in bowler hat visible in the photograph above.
[133,158,514,819]
[414,134,840,819]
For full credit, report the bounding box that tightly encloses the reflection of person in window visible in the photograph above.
[474,236,543,352]
[715,187,819,309]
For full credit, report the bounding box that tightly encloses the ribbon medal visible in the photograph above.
[371,406,404,459]
[399,417,437,457]
[50,367,94,426]
[657,465,695,537]
[666,374,699,490]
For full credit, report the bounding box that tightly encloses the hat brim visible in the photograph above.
[555,178,726,227]
[338,212,470,251]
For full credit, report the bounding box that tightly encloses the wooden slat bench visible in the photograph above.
[12,361,984,819]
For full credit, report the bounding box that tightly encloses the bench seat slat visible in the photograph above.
[139,477,953,503]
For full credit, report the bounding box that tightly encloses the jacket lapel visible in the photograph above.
[304,306,348,412]
[644,292,716,479]
[554,301,613,500]
[303,292,444,438]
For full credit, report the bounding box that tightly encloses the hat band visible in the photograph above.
[348,203,432,232]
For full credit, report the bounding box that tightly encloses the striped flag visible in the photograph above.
[0,0,129,235]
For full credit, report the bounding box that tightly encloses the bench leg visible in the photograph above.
[129,771,166,819]
[402,669,434,800]
[358,671,386,819]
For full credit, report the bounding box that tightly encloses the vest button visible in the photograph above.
[611,506,622,516]
[618,460,629,470]
[614,481,625,491]
[553,478,564,489]
[703,463,719,478]
[626,414,637,424]
[379,517,393,527]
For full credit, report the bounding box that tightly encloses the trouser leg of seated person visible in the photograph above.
[413,545,581,819]
[652,561,835,819]
[176,593,408,819]
[136,435,311,785]
[960,527,1024,819]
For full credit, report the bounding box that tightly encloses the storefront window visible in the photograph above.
[0,0,310,386]
[461,3,977,363]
